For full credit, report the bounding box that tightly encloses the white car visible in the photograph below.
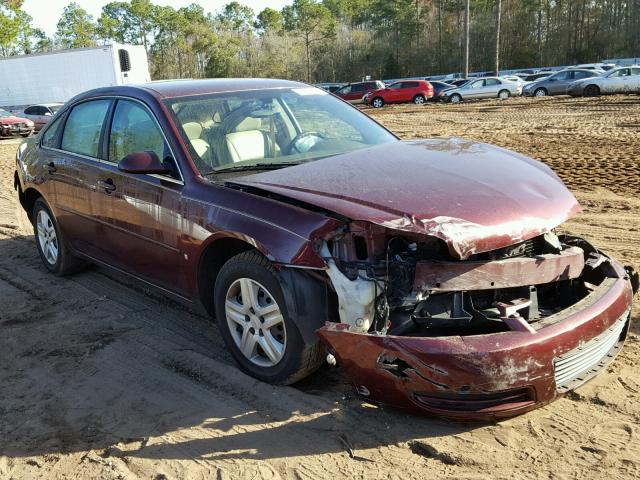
[13,103,63,132]
[567,66,640,97]
[441,77,522,103]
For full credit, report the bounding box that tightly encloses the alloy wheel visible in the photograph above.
[534,88,547,97]
[414,95,425,105]
[36,209,58,265]
[225,278,287,367]
[372,98,383,108]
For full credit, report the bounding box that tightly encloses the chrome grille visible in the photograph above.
[554,311,629,392]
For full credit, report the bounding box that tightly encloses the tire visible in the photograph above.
[32,198,85,276]
[413,94,426,105]
[214,251,324,385]
[498,89,510,100]
[449,94,462,104]
[21,132,32,138]
[584,84,600,97]
[371,97,384,108]
[534,88,547,97]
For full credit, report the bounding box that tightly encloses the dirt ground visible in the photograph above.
[1,95,639,480]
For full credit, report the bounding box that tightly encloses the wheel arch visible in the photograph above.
[16,182,42,224]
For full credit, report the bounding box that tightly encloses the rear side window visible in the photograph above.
[108,100,167,164]
[41,115,64,148]
[351,84,366,92]
[485,79,500,86]
[61,100,111,158]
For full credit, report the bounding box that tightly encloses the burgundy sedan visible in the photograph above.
[14,79,636,420]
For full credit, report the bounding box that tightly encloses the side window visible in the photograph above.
[470,80,484,88]
[553,72,569,80]
[485,79,500,86]
[388,83,403,89]
[338,85,352,94]
[61,99,111,157]
[109,100,167,165]
[24,106,38,115]
[631,68,640,76]
[351,84,366,93]
[41,115,65,148]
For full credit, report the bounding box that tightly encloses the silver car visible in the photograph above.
[568,66,640,97]
[441,77,521,103]
[14,103,63,132]
[522,69,600,97]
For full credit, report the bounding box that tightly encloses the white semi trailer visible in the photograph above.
[0,44,151,108]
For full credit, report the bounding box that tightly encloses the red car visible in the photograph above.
[333,81,385,104]
[0,108,34,137]
[14,79,636,420]
[364,80,434,107]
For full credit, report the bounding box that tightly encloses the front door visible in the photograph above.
[97,98,186,294]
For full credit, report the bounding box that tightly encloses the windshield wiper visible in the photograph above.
[203,162,304,176]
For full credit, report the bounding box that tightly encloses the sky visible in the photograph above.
[22,0,292,36]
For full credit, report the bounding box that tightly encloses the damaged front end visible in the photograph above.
[315,222,636,420]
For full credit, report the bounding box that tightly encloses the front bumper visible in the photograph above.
[317,259,633,421]
[0,124,34,137]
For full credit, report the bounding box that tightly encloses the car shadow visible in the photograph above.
[0,232,482,462]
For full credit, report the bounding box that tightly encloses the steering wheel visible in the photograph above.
[286,131,327,155]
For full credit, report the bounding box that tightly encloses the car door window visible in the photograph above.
[631,68,640,76]
[572,71,590,79]
[109,100,168,165]
[470,80,484,88]
[351,84,365,93]
[42,114,65,148]
[338,85,352,94]
[552,72,569,81]
[485,79,500,86]
[607,70,624,78]
[61,99,111,158]
[24,106,38,115]
[387,83,403,90]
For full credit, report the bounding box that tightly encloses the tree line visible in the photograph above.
[1,0,639,82]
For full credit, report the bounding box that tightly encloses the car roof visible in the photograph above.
[85,78,309,100]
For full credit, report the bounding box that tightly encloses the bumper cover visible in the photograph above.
[317,260,633,421]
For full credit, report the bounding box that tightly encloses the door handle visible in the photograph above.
[46,162,56,174]
[97,178,116,194]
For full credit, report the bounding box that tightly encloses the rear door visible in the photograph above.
[483,78,501,97]
[96,98,186,293]
[45,98,113,257]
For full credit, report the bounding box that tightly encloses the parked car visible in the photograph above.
[567,66,640,97]
[315,83,347,93]
[15,79,636,420]
[0,109,34,137]
[14,103,63,132]
[428,81,456,101]
[441,77,521,103]
[522,69,600,97]
[333,81,385,104]
[364,80,434,107]
[501,75,528,90]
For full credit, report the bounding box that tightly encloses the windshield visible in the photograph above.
[165,87,397,174]
[0,109,11,118]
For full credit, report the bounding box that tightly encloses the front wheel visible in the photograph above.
[584,85,600,97]
[498,89,510,100]
[534,88,547,97]
[32,198,85,275]
[214,251,324,385]
[371,97,384,108]
[413,94,426,105]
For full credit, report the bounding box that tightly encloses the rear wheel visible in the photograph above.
[584,84,600,97]
[371,97,384,108]
[413,94,426,105]
[534,88,548,97]
[214,251,324,385]
[498,89,510,100]
[32,198,85,275]
[449,94,462,104]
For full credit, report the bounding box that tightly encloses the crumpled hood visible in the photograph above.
[231,138,581,259]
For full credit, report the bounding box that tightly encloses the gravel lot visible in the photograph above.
[1,96,639,479]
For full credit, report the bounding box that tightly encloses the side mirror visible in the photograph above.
[118,151,170,175]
